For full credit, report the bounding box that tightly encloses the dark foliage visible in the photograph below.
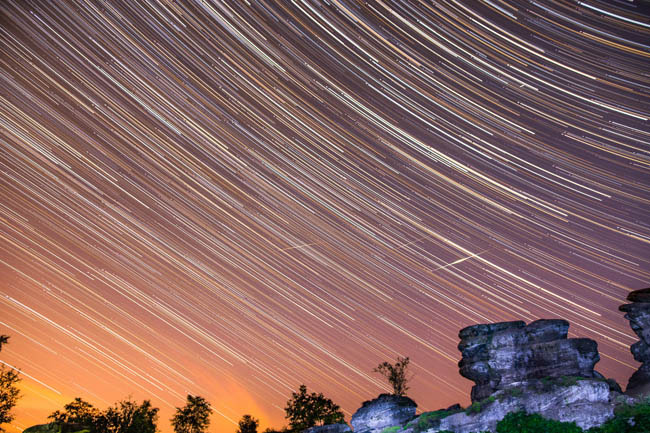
[493,401,650,433]
[496,411,582,433]
[262,427,292,433]
[284,385,344,431]
[50,397,159,433]
[170,395,212,433]
[0,335,21,433]
[411,409,462,433]
[588,399,650,433]
[373,357,411,396]
[99,399,159,433]
[49,397,101,427]
[237,414,259,433]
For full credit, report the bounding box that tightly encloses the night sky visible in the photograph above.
[1,1,649,432]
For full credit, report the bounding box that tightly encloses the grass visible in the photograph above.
[465,395,496,415]
[410,409,462,433]
[497,386,524,402]
[538,375,588,392]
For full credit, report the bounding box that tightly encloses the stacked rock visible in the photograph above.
[457,319,601,402]
[619,288,650,397]
[350,394,417,433]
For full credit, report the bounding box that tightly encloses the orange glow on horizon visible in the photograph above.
[5,376,286,433]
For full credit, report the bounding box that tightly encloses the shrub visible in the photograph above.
[284,384,344,431]
[558,376,581,387]
[588,399,650,433]
[49,398,101,427]
[374,357,411,396]
[412,410,458,433]
[237,415,260,433]
[465,396,496,415]
[171,395,212,433]
[496,411,582,433]
[0,335,20,433]
[97,399,159,433]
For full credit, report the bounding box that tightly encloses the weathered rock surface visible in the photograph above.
[458,319,603,402]
[620,288,650,396]
[303,423,351,433]
[627,288,650,303]
[404,379,619,433]
[350,394,417,433]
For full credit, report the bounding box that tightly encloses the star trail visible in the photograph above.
[0,1,649,432]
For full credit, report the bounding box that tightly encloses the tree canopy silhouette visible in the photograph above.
[284,384,344,432]
[100,398,159,433]
[0,335,20,433]
[373,356,411,396]
[171,395,212,433]
[49,397,101,427]
[262,426,291,433]
[50,397,159,433]
[237,414,259,433]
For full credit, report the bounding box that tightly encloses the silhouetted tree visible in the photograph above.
[99,398,159,433]
[262,428,291,433]
[48,397,158,433]
[373,356,411,396]
[49,397,101,427]
[0,335,20,433]
[171,395,212,433]
[284,384,344,431]
[237,414,259,433]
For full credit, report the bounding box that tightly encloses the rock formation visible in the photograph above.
[403,378,616,432]
[620,287,650,397]
[350,394,416,433]
[457,319,603,402]
[28,306,641,433]
[342,316,628,433]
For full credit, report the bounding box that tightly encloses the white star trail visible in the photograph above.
[0,1,649,432]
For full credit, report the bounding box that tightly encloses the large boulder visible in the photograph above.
[350,394,416,433]
[404,378,619,433]
[619,288,650,396]
[458,319,603,401]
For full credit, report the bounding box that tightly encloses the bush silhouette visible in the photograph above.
[373,356,411,396]
[100,398,159,433]
[284,384,344,431]
[171,395,212,433]
[0,335,21,433]
[589,398,650,432]
[237,414,259,433]
[496,411,582,433]
[49,397,101,428]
